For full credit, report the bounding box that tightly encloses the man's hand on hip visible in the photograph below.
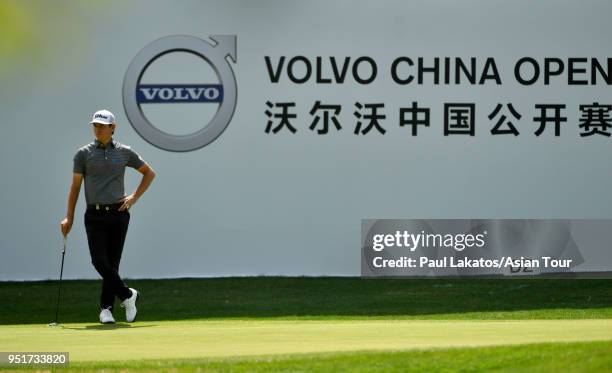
[119,194,138,211]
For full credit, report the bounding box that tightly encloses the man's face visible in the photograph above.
[92,122,115,141]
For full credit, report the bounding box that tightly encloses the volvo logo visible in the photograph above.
[123,35,237,152]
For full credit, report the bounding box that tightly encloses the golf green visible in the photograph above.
[1,319,610,362]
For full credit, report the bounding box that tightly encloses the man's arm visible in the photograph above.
[118,163,156,211]
[60,173,84,237]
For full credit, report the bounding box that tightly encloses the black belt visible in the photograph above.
[87,203,124,211]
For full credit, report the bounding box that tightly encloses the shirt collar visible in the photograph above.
[95,139,117,149]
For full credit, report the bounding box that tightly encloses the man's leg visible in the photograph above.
[107,210,139,322]
[100,273,115,310]
[84,210,131,310]
[107,211,132,307]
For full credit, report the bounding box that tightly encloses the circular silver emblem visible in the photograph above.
[123,35,237,152]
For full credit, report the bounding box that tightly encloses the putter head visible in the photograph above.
[48,322,59,327]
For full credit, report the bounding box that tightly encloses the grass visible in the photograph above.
[2,319,611,361]
[0,277,610,371]
[1,277,611,324]
[7,340,608,372]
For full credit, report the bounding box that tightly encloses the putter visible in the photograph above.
[49,236,67,327]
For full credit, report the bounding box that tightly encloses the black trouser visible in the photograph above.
[84,205,132,311]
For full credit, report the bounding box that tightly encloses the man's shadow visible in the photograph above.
[61,323,156,331]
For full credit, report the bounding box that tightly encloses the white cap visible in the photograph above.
[89,109,115,125]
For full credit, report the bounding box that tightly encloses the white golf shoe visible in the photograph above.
[99,307,115,324]
[120,288,139,322]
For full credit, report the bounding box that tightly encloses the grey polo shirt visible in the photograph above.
[73,139,145,205]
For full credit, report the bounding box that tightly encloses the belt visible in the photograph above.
[87,203,124,211]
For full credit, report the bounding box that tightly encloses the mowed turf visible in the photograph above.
[1,277,611,324]
[1,319,611,362]
[5,341,611,372]
[0,277,611,371]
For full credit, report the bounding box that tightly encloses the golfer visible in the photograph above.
[60,109,156,324]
